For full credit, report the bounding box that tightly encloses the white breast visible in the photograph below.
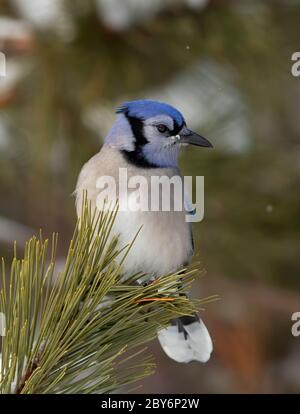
[75,147,193,280]
[113,209,192,279]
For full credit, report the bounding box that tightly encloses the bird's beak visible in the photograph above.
[179,127,213,148]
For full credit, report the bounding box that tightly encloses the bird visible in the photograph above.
[75,99,213,363]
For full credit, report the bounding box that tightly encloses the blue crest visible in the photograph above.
[116,99,185,126]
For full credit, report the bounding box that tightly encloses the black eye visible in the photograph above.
[156,124,168,133]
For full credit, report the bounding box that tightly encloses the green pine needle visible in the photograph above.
[0,201,216,394]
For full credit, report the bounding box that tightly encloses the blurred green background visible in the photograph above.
[0,0,299,393]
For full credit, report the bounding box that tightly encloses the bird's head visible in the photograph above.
[105,99,212,168]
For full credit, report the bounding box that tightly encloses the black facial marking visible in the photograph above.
[121,112,158,168]
[171,120,185,136]
[122,149,157,168]
[121,112,184,168]
[126,113,148,146]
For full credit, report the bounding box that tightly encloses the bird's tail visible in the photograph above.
[157,314,213,363]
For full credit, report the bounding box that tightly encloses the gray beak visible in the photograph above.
[179,128,213,148]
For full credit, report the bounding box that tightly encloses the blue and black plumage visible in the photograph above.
[76,99,213,363]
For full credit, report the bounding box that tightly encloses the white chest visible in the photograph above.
[75,148,194,279]
[113,208,193,278]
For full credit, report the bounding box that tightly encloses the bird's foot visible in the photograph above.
[136,277,175,305]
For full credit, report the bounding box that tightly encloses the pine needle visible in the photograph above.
[0,200,214,394]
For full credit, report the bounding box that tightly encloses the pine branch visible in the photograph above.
[0,202,215,394]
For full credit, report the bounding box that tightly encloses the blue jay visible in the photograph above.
[75,99,213,363]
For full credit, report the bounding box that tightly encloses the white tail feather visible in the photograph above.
[158,317,213,363]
